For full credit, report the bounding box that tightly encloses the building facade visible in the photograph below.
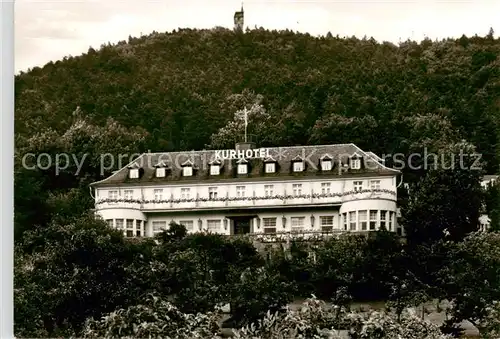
[90,143,402,239]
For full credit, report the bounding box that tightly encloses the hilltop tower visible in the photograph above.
[234,4,244,31]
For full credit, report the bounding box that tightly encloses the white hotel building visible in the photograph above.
[90,142,402,239]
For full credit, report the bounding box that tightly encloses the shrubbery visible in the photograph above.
[82,294,221,339]
[82,295,454,339]
[14,215,500,338]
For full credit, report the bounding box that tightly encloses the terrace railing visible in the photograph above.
[226,230,353,243]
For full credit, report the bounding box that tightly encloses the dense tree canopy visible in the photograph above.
[15,28,500,170]
[15,27,500,239]
[13,26,500,339]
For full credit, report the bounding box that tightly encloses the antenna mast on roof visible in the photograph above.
[236,107,249,142]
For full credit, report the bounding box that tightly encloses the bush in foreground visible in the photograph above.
[82,294,221,339]
[83,296,453,339]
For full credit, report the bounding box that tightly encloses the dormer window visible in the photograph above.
[130,169,139,179]
[291,155,304,172]
[156,168,166,177]
[263,156,277,173]
[265,163,276,173]
[320,154,333,171]
[209,159,222,176]
[181,159,194,177]
[128,163,140,179]
[154,160,168,178]
[293,162,304,172]
[210,165,220,175]
[351,159,361,169]
[237,158,248,174]
[183,166,193,176]
[237,164,248,174]
[350,154,362,170]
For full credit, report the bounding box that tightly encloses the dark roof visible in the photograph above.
[90,143,400,187]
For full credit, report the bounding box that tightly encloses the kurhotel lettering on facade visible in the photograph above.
[214,148,270,160]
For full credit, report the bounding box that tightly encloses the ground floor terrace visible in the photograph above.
[97,200,402,239]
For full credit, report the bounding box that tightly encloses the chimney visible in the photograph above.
[235,141,255,151]
[235,133,257,151]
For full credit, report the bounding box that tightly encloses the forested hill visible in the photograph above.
[15,27,500,172]
[13,28,500,338]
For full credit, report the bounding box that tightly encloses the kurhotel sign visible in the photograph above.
[214,148,271,160]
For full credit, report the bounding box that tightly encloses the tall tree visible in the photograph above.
[401,141,484,245]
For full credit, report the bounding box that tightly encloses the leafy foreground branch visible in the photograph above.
[82,295,453,339]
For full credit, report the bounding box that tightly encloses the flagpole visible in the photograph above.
[244,107,248,142]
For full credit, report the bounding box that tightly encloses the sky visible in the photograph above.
[15,0,500,73]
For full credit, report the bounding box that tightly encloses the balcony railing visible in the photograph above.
[96,189,397,211]
[226,230,351,243]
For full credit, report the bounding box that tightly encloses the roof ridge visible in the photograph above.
[146,143,357,156]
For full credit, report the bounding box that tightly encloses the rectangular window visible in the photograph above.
[370,210,378,230]
[236,186,246,197]
[263,217,277,234]
[181,188,191,199]
[115,219,124,230]
[210,165,220,175]
[342,213,347,230]
[293,161,304,172]
[154,189,163,201]
[358,210,368,231]
[237,164,248,174]
[320,216,334,232]
[292,183,302,196]
[264,184,274,197]
[207,220,221,232]
[353,181,363,192]
[124,189,134,200]
[388,212,393,231]
[321,182,331,194]
[152,221,167,234]
[156,167,166,177]
[350,159,361,169]
[380,211,387,230]
[105,219,113,227]
[370,180,381,190]
[321,160,332,171]
[129,169,139,179]
[108,190,118,204]
[126,219,134,229]
[265,163,275,173]
[349,212,356,231]
[208,187,218,200]
[183,166,193,176]
[136,220,142,237]
[179,220,194,231]
[291,217,305,232]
